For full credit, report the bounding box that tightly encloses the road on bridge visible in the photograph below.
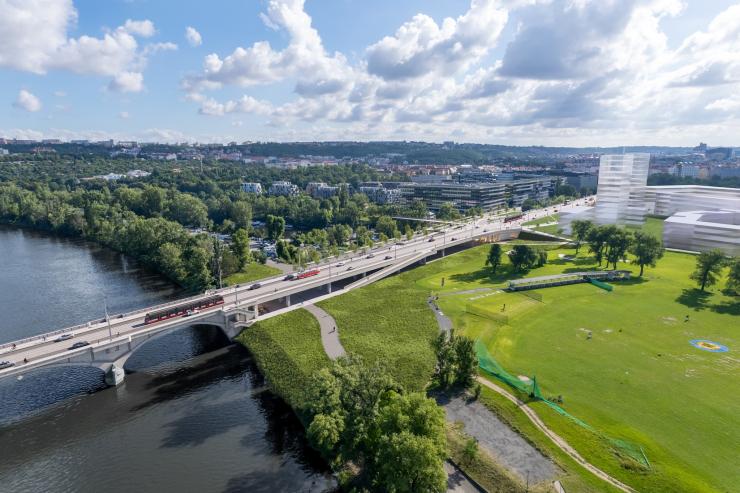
[0,199,591,378]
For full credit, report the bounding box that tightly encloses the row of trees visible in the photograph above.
[572,220,664,275]
[485,243,548,274]
[0,183,256,291]
[690,249,740,293]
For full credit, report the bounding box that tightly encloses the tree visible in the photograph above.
[375,215,398,238]
[571,219,593,255]
[508,245,538,272]
[306,357,446,491]
[437,202,461,221]
[724,257,740,295]
[485,243,503,275]
[229,200,252,230]
[690,249,726,291]
[432,330,477,389]
[521,198,539,211]
[166,193,208,227]
[231,228,251,269]
[265,214,285,241]
[605,229,632,269]
[588,225,616,266]
[535,248,548,267]
[629,232,664,276]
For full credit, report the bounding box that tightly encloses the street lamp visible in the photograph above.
[103,296,113,341]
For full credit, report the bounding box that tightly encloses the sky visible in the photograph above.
[2,0,740,146]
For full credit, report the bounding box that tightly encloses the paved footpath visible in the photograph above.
[303,303,346,360]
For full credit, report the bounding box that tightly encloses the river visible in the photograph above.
[0,226,335,492]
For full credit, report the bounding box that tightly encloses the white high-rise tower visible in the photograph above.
[593,153,650,226]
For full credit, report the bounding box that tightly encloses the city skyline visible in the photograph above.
[2,0,740,146]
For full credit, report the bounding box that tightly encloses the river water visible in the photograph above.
[0,226,334,492]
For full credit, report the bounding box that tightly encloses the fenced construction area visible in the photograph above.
[428,246,738,493]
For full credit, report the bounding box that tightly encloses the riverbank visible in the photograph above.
[0,227,335,492]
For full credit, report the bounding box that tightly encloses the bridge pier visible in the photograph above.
[104,364,125,386]
[285,295,291,307]
[326,282,332,294]
[441,248,446,257]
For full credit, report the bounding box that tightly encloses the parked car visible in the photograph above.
[54,334,74,343]
[0,361,15,370]
[68,341,90,350]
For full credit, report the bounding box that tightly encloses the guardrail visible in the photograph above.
[0,210,540,354]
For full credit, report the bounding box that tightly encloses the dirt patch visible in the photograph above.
[438,395,559,485]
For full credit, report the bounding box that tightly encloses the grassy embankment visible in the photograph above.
[236,309,330,418]
[224,263,282,286]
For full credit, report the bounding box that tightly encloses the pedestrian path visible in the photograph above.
[303,303,346,360]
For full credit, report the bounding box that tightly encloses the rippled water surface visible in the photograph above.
[0,227,333,493]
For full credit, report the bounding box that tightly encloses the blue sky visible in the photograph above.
[2,0,740,146]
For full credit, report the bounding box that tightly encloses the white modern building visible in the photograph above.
[664,210,740,255]
[268,180,300,197]
[306,182,339,199]
[593,153,650,226]
[241,182,263,194]
[645,186,740,217]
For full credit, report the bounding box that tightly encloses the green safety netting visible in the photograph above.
[475,341,650,469]
[588,278,613,291]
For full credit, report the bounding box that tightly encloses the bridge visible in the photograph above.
[0,200,588,386]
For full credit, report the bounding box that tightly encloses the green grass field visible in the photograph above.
[434,247,738,493]
[224,262,282,286]
[317,269,438,392]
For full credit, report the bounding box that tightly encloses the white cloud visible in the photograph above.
[13,90,42,112]
[108,71,144,93]
[123,19,155,38]
[119,111,130,119]
[185,26,202,47]
[0,1,172,93]
[183,0,353,95]
[199,95,273,116]
[366,0,508,80]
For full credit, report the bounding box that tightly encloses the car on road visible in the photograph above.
[384,255,393,260]
[427,238,435,242]
[68,341,90,350]
[366,254,375,259]
[347,266,354,271]
[184,309,200,317]
[0,361,15,370]
[397,242,406,246]
[249,283,262,290]
[54,334,74,343]
[335,262,345,267]
[451,237,457,241]
[284,273,296,281]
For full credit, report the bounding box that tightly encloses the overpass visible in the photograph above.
[0,200,588,386]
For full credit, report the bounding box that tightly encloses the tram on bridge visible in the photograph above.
[144,295,224,324]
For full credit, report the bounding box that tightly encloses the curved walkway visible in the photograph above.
[475,377,634,493]
[303,303,346,360]
[427,302,635,493]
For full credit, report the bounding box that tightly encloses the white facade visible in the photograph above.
[241,182,263,194]
[645,186,740,217]
[593,153,650,226]
[268,180,300,197]
[664,210,740,255]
